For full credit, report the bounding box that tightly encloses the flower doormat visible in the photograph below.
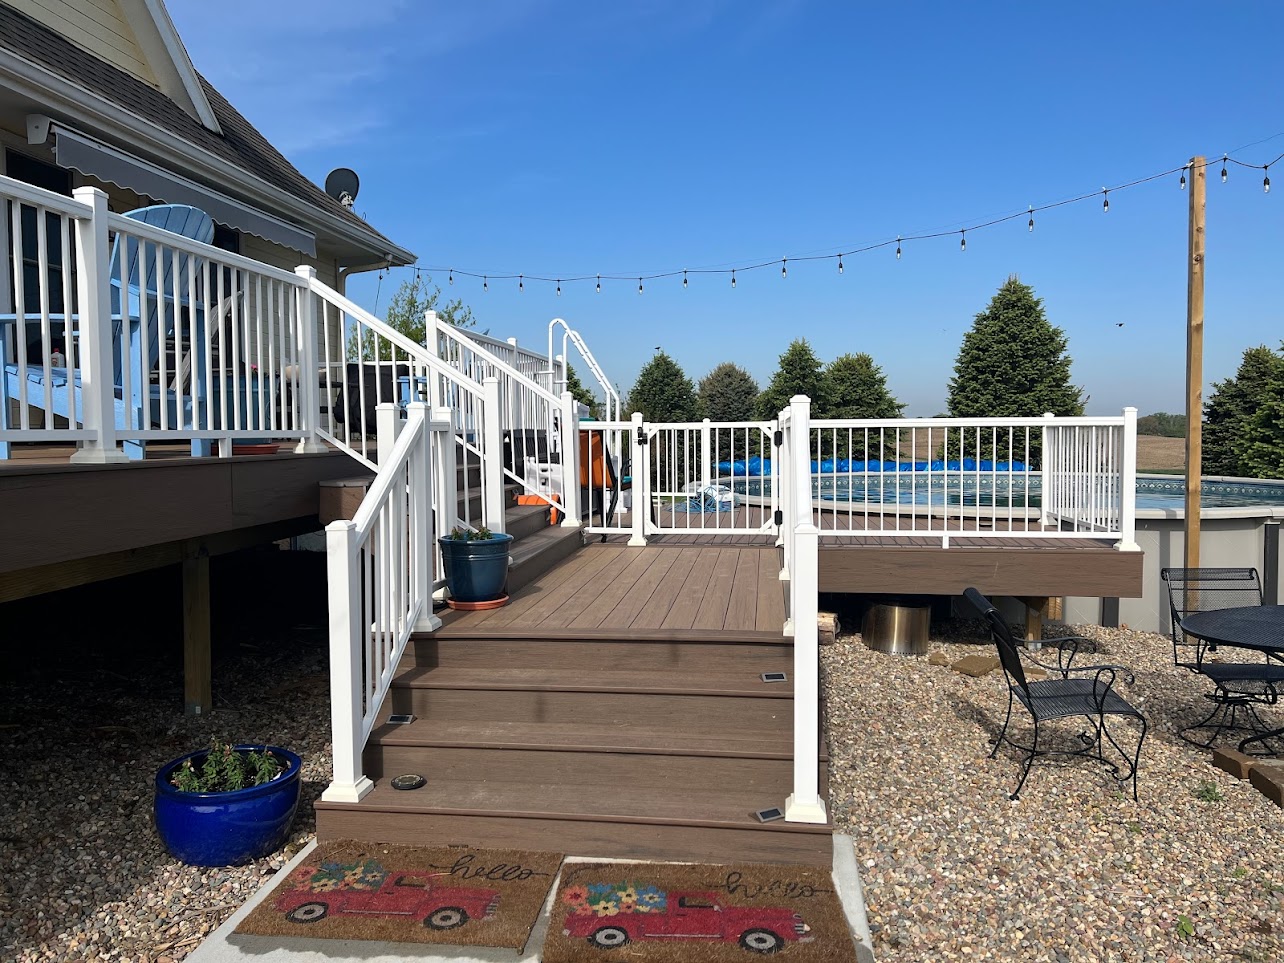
[236,840,563,950]
[541,861,858,963]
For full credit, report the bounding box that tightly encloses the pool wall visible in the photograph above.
[1064,505,1284,634]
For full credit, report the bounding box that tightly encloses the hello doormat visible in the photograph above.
[541,861,857,963]
[236,840,563,950]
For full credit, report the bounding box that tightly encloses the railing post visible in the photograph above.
[1118,406,1139,551]
[481,376,506,534]
[629,412,647,546]
[376,401,401,464]
[785,394,826,825]
[293,266,327,454]
[407,402,443,633]
[1040,411,1055,528]
[321,519,374,803]
[559,390,582,527]
[435,404,459,540]
[68,187,128,464]
[778,412,793,635]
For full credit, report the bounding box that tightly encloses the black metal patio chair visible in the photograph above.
[964,588,1148,801]
[1160,567,1284,749]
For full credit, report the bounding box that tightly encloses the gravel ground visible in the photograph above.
[823,618,1284,963]
[0,554,332,963]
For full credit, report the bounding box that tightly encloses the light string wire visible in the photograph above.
[412,151,1281,293]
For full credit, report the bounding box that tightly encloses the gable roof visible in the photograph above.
[0,2,413,266]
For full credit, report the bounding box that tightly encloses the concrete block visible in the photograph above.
[1249,763,1284,808]
[1211,747,1257,781]
[951,654,1001,678]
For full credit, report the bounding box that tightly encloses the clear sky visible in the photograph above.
[170,1,1284,417]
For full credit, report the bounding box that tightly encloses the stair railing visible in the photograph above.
[322,401,447,803]
[547,318,620,423]
[433,312,581,527]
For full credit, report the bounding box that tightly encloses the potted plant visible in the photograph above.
[439,525,514,609]
[154,743,302,866]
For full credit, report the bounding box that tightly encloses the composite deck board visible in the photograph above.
[724,548,766,632]
[757,547,785,632]
[690,547,741,631]
[566,548,665,629]
[473,546,605,629]
[629,547,701,630]
[659,546,721,630]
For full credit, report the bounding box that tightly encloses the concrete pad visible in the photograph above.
[186,835,876,963]
[951,655,1001,678]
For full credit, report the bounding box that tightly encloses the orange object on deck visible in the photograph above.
[516,492,561,525]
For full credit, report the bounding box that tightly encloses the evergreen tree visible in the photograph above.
[821,353,904,459]
[757,339,825,419]
[625,351,698,422]
[1239,372,1284,478]
[1204,345,1284,477]
[947,277,1082,461]
[563,363,601,417]
[698,363,759,422]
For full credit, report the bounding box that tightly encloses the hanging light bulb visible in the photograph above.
[960,230,966,252]
[596,274,601,293]
[1028,205,1035,232]
[638,277,643,295]
[1265,166,1272,194]
[1222,155,1228,183]
[1102,189,1109,213]
[556,280,562,296]
[837,255,843,274]
[781,258,787,279]
[683,269,688,289]
[1180,168,1187,190]
[483,275,488,292]
[448,269,454,285]
[895,236,902,260]
[518,274,524,293]
[731,269,736,288]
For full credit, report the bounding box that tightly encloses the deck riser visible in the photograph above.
[407,639,791,671]
[314,809,832,866]
[364,745,813,786]
[385,688,792,727]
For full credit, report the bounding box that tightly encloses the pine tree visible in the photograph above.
[1239,373,1284,478]
[948,277,1083,419]
[563,363,601,417]
[698,363,759,422]
[757,339,825,419]
[821,353,904,459]
[1204,345,1284,477]
[625,351,698,422]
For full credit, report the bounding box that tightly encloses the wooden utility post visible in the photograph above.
[1184,156,1206,570]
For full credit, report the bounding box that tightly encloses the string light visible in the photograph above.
[518,274,523,293]
[781,258,787,279]
[837,255,843,274]
[448,269,453,285]
[596,274,601,293]
[556,280,561,296]
[638,277,643,295]
[1028,205,1034,232]
[683,269,688,288]
[895,236,901,259]
[1179,168,1187,190]
[1265,165,1272,194]
[960,230,966,252]
[731,269,736,288]
[1222,155,1229,183]
[483,275,488,292]
[1102,188,1109,213]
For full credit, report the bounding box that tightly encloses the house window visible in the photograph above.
[4,150,74,360]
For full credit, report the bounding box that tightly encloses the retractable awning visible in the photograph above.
[50,125,317,257]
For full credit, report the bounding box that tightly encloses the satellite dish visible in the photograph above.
[325,168,360,208]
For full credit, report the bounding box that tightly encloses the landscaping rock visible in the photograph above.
[818,611,840,646]
[950,654,1001,677]
[927,651,950,666]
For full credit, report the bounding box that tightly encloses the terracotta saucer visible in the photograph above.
[445,594,510,611]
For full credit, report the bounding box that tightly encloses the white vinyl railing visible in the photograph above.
[455,327,551,391]
[807,409,1139,548]
[434,313,581,527]
[322,402,446,803]
[548,318,620,422]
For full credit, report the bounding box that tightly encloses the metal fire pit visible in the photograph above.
[861,600,931,656]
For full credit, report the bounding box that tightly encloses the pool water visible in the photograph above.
[733,476,1284,511]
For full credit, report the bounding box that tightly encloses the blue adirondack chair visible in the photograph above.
[1,204,217,459]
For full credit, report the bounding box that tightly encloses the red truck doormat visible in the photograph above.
[236,840,563,950]
[541,861,857,963]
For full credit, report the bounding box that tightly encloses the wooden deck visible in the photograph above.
[439,543,787,637]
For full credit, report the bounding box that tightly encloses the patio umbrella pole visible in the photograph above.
[1184,155,1206,570]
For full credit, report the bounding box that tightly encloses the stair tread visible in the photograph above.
[317,779,831,833]
[509,525,581,566]
[370,717,810,759]
[393,665,792,697]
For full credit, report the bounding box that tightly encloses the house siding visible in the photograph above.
[5,0,157,87]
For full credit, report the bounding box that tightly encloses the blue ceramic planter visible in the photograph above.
[154,745,301,866]
[439,534,513,603]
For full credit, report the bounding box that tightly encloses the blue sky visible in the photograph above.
[171,1,1284,417]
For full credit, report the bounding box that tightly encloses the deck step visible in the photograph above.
[507,525,583,593]
[406,637,791,671]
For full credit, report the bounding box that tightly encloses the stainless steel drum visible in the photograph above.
[861,602,931,656]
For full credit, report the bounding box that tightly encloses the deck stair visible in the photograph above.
[314,555,833,865]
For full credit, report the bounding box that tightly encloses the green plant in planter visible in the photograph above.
[170,743,284,793]
[445,526,495,540]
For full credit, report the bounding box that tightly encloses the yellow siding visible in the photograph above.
[8,0,157,86]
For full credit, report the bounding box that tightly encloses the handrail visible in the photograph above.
[548,318,619,422]
[0,171,93,217]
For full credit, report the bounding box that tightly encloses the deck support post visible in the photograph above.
[628,412,647,546]
[68,188,128,464]
[182,546,211,716]
[785,394,827,824]
[322,518,375,803]
[292,266,328,455]
[1183,155,1206,571]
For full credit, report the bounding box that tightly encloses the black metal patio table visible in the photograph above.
[1180,605,1284,753]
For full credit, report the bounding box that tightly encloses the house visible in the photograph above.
[0,0,413,712]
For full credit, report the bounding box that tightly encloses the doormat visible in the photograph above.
[236,839,563,950]
[541,860,857,963]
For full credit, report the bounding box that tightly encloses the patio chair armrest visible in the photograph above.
[1066,662,1136,692]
